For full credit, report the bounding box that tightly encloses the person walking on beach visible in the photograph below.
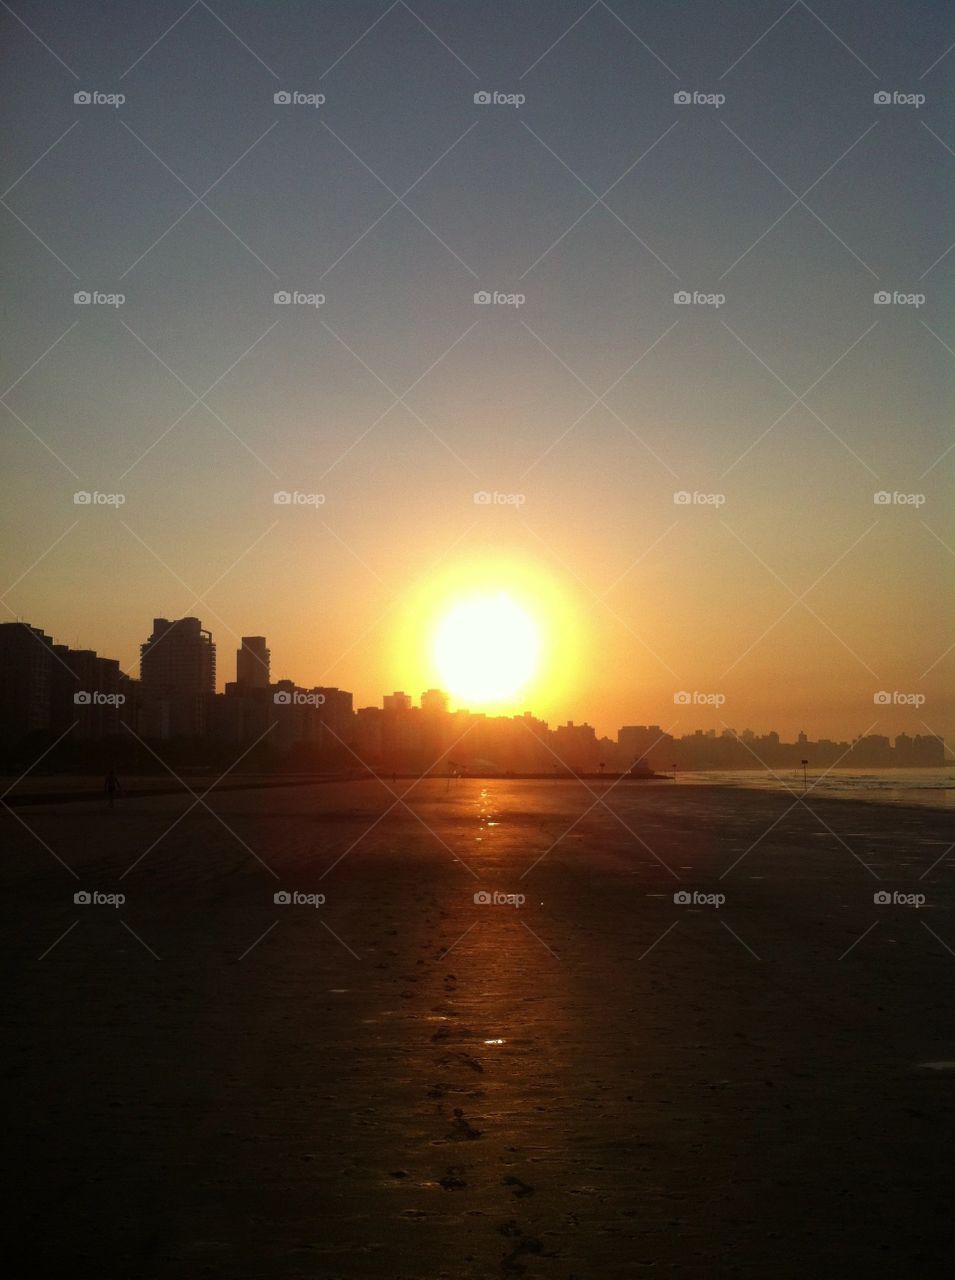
[104,768,121,809]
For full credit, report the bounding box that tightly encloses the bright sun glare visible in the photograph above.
[433,593,540,705]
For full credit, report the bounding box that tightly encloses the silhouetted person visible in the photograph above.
[104,769,121,809]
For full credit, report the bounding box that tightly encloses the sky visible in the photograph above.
[1,0,952,743]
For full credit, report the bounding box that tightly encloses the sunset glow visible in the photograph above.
[433,592,540,705]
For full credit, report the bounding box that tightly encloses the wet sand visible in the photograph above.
[5,778,955,1278]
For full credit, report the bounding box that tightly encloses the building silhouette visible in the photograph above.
[140,617,215,740]
[0,621,139,750]
[0,622,56,744]
[0,614,948,772]
[383,691,412,712]
[236,636,270,690]
[421,688,449,714]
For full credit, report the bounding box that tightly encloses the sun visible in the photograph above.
[433,592,540,706]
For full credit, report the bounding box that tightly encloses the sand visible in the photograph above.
[4,778,955,1278]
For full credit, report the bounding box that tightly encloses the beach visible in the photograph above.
[5,778,955,1278]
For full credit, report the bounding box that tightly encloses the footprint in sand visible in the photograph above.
[448,1108,482,1140]
[498,1219,544,1275]
[503,1175,535,1198]
[439,1165,467,1190]
[433,1051,483,1074]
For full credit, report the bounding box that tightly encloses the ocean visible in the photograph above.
[674,767,954,809]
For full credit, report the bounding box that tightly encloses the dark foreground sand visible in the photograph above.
[4,778,955,1278]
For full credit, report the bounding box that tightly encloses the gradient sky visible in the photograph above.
[1,0,952,742]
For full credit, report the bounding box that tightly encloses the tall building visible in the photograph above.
[554,721,599,771]
[140,617,215,739]
[617,724,673,770]
[421,688,449,714]
[0,621,136,748]
[0,621,56,744]
[51,646,124,740]
[236,636,269,689]
[383,691,411,712]
[353,707,383,761]
[313,687,354,742]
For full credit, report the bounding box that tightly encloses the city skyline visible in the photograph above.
[1,0,952,749]
[0,611,946,760]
